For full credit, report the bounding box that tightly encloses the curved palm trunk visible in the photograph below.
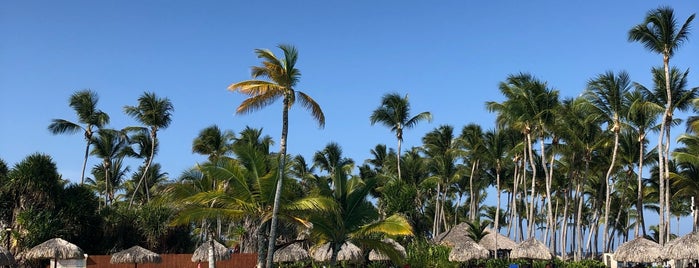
[494,161,501,259]
[603,130,620,253]
[526,132,537,239]
[664,126,671,243]
[396,131,402,181]
[265,99,290,268]
[657,53,671,245]
[469,161,478,221]
[129,129,157,208]
[539,137,555,248]
[81,136,91,184]
[576,154,590,260]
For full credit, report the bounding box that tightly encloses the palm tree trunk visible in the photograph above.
[636,134,646,237]
[494,162,501,259]
[129,130,156,208]
[81,138,90,184]
[539,137,555,248]
[664,126,671,243]
[265,100,290,268]
[658,120,666,245]
[603,130,620,253]
[433,182,442,237]
[397,133,402,181]
[526,132,537,239]
[469,161,478,221]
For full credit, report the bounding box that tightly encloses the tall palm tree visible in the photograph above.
[48,90,110,184]
[584,70,631,252]
[124,92,174,206]
[227,44,325,268]
[481,127,513,255]
[370,93,432,182]
[629,6,695,245]
[422,125,461,237]
[672,133,699,231]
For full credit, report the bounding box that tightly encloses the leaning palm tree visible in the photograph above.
[370,93,432,181]
[629,6,695,245]
[584,70,631,252]
[48,90,109,184]
[90,128,130,207]
[227,44,325,268]
[124,92,174,207]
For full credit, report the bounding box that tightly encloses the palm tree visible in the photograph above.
[48,90,110,184]
[124,92,174,206]
[422,125,461,237]
[192,125,235,163]
[370,93,432,181]
[671,133,699,231]
[90,128,130,207]
[584,70,631,252]
[227,44,325,268]
[629,6,695,245]
[481,127,513,251]
[305,144,412,267]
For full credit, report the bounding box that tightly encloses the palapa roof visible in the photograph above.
[662,232,699,260]
[274,243,309,263]
[614,237,663,263]
[191,240,231,262]
[0,246,17,267]
[435,223,473,247]
[510,238,554,260]
[24,238,84,260]
[368,238,407,261]
[110,246,161,264]
[479,230,516,251]
[311,242,362,262]
[448,239,490,262]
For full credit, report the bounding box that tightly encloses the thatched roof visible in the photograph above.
[24,238,84,260]
[110,246,161,264]
[479,230,516,251]
[510,238,553,260]
[435,223,473,247]
[614,237,663,263]
[311,242,362,262]
[663,232,699,260]
[274,243,309,263]
[448,239,490,262]
[0,246,17,267]
[191,240,230,262]
[368,238,407,261]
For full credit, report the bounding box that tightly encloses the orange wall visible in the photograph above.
[83,253,257,268]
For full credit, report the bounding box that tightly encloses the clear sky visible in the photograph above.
[1,1,697,233]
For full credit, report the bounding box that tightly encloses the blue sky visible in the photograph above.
[1,1,697,233]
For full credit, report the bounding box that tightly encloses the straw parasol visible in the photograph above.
[0,246,16,267]
[191,240,231,262]
[274,243,309,263]
[614,237,663,263]
[663,232,699,260]
[479,230,516,251]
[448,239,490,262]
[24,238,84,268]
[312,242,362,262]
[510,238,554,260]
[435,223,472,247]
[110,246,161,268]
[368,238,407,261]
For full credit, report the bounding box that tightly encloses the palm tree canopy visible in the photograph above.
[228,44,325,128]
[123,92,174,132]
[628,6,695,58]
[370,93,432,141]
[48,90,110,135]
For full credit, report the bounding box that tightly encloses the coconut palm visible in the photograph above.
[192,125,235,163]
[47,90,110,184]
[124,92,174,206]
[90,128,130,207]
[584,70,631,252]
[228,44,324,268]
[422,125,462,237]
[481,128,513,248]
[671,133,699,231]
[305,145,413,267]
[370,93,432,182]
[629,6,695,245]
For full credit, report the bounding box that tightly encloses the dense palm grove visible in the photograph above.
[1,6,697,268]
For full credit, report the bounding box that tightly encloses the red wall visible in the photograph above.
[83,253,257,268]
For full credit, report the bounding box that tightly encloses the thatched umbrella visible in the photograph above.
[448,239,490,262]
[191,240,231,262]
[110,246,161,268]
[368,238,407,261]
[663,232,699,260]
[0,246,16,267]
[614,237,663,263]
[274,243,309,263]
[479,230,516,251]
[435,223,472,247]
[510,238,554,260]
[312,242,362,262]
[24,238,84,268]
